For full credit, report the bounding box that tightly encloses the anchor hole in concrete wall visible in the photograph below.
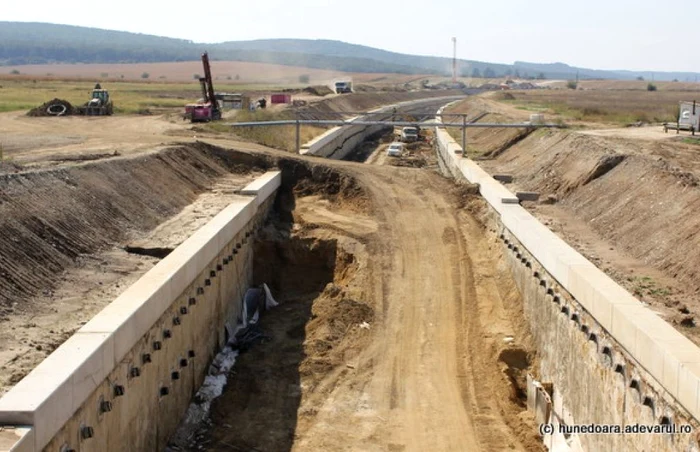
[660,415,672,425]
[571,313,579,323]
[643,396,655,410]
[561,305,570,316]
[614,364,625,376]
[601,347,613,366]
[588,333,598,344]
[80,425,94,440]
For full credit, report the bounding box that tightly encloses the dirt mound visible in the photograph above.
[275,159,369,213]
[27,98,75,117]
[303,85,334,97]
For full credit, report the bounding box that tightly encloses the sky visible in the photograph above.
[4,0,698,73]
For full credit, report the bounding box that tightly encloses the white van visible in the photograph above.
[386,142,403,157]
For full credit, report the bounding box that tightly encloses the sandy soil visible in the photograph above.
[202,158,541,451]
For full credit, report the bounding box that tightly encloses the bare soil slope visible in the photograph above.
[447,95,700,345]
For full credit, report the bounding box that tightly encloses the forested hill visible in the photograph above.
[0,22,436,74]
[2,22,698,81]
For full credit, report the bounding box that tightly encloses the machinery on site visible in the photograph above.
[664,100,698,135]
[334,80,352,94]
[184,52,222,122]
[76,83,113,116]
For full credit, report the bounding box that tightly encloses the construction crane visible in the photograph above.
[184,52,222,122]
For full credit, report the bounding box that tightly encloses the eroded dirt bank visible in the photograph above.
[0,143,270,395]
[447,95,700,345]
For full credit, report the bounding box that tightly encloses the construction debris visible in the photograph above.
[27,99,75,117]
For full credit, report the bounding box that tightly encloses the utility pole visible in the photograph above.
[452,37,457,83]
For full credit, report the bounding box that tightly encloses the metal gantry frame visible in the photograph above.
[225,112,566,154]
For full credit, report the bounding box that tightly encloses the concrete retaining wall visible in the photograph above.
[301,97,464,159]
[434,118,700,450]
[0,171,281,452]
[300,115,387,159]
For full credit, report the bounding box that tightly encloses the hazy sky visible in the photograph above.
[5,0,698,73]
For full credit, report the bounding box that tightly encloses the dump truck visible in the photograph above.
[184,52,222,122]
[334,81,352,94]
[76,83,113,116]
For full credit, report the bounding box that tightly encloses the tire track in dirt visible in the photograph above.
[284,163,535,451]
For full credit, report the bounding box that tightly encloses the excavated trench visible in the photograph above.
[173,162,374,451]
[0,142,275,396]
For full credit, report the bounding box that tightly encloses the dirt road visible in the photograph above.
[309,168,526,450]
[205,154,540,451]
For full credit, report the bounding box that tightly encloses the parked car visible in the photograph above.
[387,142,403,157]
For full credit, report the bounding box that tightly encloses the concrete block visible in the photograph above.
[516,191,540,202]
[0,427,33,452]
[661,339,700,400]
[67,333,115,414]
[677,362,700,419]
[610,303,650,357]
[240,171,281,205]
[0,344,78,449]
[633,314,668,379]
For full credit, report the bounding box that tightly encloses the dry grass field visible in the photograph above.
[0,77,284,114]
[499,84,700,125]
[2,60,431,85]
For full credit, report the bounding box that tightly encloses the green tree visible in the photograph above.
[484,67,496,78]
[566,80,577,90]
[471,67,482,78]
[298,74,310,83]
[141,72,150,79]
[647,83,657,91]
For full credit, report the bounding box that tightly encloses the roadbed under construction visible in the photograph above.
[0,92,542,451]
